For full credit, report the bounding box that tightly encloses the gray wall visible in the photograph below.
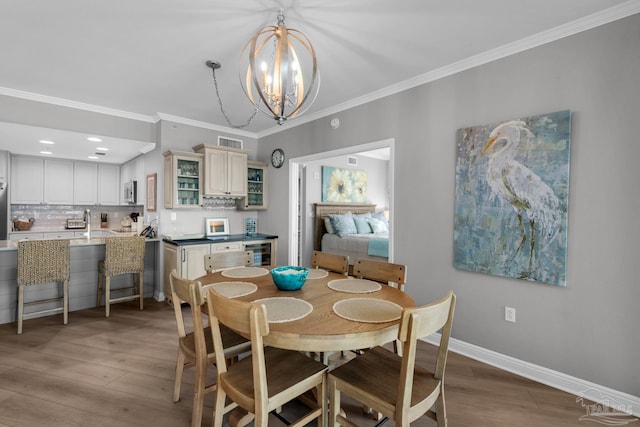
[257,14,640,396]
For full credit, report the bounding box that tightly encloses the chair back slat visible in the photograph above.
[311,251,349,275]
[353,258,407,290]
[204,250,253,273]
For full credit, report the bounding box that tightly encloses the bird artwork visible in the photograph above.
[481,120,561,278]
[453,110,571,286]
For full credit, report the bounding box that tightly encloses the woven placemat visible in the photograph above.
[328,278,382,294]
[307,269,329,280]
[205,281,257,298]
[253,297,313,323]
[333,298,402,323]
[221,266,269,278]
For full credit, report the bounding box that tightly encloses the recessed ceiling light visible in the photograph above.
[40,150,53,155]
[88,155,99,160]
[39,140,55,144]
[88,137,102,142]
[95,147,109,151]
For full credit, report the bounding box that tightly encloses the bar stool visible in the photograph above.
[16,239,70,334]
[97,236,145,317]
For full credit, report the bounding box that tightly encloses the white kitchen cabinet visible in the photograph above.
[43,231,76,239]
[193,144,247,197]
[10,156,44,204]
[74,162,98,205]
[163,150,203,209]
[97,164,120,205]
[44,159,74,204]
[9,232,44,240]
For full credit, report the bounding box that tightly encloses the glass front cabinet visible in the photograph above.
[238,161,268,210]
[163,150,204,209]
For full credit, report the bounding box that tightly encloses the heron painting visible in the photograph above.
[454,110,571,286]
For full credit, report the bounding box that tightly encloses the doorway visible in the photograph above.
[287,138,395,265]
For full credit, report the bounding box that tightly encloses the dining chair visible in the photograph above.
[353,258,407,291]
[16,239,70,334]
[204,250,253,273]
[207,287,328,427]
[96,236,145,317]
[169,270,250,427]
[328,291,456,427]
[310,250,349,275]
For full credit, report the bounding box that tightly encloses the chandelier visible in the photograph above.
[207,10,319,127]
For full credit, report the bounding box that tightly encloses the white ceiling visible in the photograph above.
[0,0,638,162]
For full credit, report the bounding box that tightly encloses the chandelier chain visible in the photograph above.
[210,66,258,129]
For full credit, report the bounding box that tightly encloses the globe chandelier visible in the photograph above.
[207,9,319,128]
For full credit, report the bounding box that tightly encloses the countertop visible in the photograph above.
[0,233,159,251]
[162,233,278,246]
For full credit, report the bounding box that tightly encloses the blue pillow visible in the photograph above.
[329,213,357,237]
[353,216,372,234]
[368,218,388,233]
[372,212,389,228]
[324,217,335,234]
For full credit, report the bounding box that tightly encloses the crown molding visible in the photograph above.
[258,1,640,138]
[153,113,258,139]
[0,86,156,123]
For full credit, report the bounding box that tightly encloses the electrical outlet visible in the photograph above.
[505,306,516,323]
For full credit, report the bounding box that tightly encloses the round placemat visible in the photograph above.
[328,278,382,293]
[205,281,257,298]
[307,269,329,280]
[221,266,269,278]
[333,298,402,323]
[253,297,313,323]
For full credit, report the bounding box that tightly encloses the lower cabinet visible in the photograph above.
[162,238,277,300]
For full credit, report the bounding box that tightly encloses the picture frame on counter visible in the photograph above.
[146,173,157,212]
[205,217,229,237]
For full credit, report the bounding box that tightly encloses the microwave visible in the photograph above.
[123,180,137,204]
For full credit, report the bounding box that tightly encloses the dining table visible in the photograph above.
[197,266,416,354]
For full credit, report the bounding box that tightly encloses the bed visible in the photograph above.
[313,203,389,264]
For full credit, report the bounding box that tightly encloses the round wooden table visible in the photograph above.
[199,268,416,353]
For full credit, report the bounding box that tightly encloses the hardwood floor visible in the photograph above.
[0,300,635,426]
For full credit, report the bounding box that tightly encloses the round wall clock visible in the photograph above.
[271,148,285,168]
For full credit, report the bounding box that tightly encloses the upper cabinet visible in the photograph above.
[10,155,120,205]
[163,150,203,209]
[193,144,247,197]
[238,161,268,210]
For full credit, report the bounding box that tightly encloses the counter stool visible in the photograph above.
[17,239,71,334]
[97,236,145,317]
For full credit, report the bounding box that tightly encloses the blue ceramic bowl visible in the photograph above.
[270,266,309,291]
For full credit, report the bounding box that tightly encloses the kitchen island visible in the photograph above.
[0,235,159,325]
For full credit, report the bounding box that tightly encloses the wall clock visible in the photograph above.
[271,148,285,168]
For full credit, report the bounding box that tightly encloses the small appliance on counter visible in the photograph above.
[65,218,86,229]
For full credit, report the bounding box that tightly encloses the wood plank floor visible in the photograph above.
[0,300,635,426]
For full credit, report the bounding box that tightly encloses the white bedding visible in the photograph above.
[320,232,389,263]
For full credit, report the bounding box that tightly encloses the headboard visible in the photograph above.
[313,203,377,251]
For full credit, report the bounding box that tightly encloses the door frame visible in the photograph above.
[287,138,395,265]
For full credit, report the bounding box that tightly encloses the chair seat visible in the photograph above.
[331,346,441,412]
[220,346,327,409]
[178,324,249,362]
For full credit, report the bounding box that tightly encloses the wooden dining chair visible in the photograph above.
[329,291,456,427]
[207,287,328,427]
[204,250,253,273]
[169,270,250,427]
[353,258,407,291]
[96,236,145,317]
[16,239,70,334]
[311,250,349,275]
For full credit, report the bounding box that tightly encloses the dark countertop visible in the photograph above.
[163,233,277,246]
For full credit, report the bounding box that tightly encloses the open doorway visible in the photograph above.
[287,138,395,265]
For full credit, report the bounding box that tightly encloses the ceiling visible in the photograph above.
[0,0,638,163]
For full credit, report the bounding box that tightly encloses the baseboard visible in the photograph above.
[423,334,640,418]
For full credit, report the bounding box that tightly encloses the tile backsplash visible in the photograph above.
[10,204,144,231]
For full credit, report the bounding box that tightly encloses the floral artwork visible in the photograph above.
[322,166,368,203]
[453,110,571,286]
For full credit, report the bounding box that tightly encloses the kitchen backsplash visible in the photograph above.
[10,204,145,231]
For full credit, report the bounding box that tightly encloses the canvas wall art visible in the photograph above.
[322,166,368,203]
[453,110,571,286]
